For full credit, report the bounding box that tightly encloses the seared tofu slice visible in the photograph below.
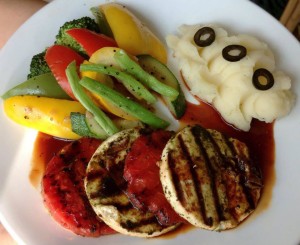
[85,128,178,237]
[160,125,263,231]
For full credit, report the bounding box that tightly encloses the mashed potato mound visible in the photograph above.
[167,24,295,131]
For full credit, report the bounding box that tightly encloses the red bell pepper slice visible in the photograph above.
[45,45,85,100]
[66,28,117,56]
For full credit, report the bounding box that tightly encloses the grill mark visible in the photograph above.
[87,165,128,202]
[226,139,256,210]
[89,190,123,200]
[90,201,133,211]
[115,203,135,211]
[86,169,106,182]
[206,133,242,224]
[222,137,248,177]
[103,136,139,189]
[203,131,237,222]
[208,130,239,173]
[89,192,134,210]
[85,130,171,235]
[120,216,161,231]
[107,160,127,189]
[61,166,84,196]
[209,133,257,220]
[87,139,137,207]
[58,144,84,193]
[208,130,255,223]
[160,125,262,230]
[228,139,256,210]
[191,126,224,224]
[89,155,128,194]
[167,153,185,205]
[56,141,100,222]
[178,134,212,226]
[106,136,130,156]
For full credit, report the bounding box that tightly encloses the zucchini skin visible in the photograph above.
[137,55,186,119]
[70,112,107,139]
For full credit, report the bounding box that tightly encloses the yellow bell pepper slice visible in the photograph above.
[89,47,122,68]
[84,47,138,121]
[3,95,85,139]
[100,3,167,64]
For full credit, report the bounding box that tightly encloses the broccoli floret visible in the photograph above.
[27,51,50,79]
[55,16,100,57]
[27,17,100,79]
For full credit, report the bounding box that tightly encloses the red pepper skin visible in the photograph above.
[45,45,85,100]
[67,28,117,56]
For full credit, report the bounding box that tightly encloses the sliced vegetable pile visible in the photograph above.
[1,3,186,140]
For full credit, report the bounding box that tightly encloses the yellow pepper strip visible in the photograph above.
[3,95,86,139]
[89,47,137,67]
[100,3,167,64]
[81,47,138,121]
[89,47,122,68]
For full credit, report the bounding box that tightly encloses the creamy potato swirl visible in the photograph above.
[167,24,295,131]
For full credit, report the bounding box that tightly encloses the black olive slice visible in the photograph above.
[194,27,215,47]
[252,68,274,90]
[222,45,247,62]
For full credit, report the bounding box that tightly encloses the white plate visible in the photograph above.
[0,0,299,244]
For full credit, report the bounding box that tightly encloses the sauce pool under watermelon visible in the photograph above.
[30,133,70,188]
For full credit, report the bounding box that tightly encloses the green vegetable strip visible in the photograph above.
[66,61,119,136]
[80,77,170,129]
[80,63,156,104]
[114,50,179,99]
[70,112,98,138]
[1,73,71,100]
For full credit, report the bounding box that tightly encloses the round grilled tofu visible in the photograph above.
[160,125,263,231]
[85,128,178,237]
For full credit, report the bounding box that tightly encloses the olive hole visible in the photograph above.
[200,33,211,41]
[257,76,268,86]
[252,68,274,90]
[222,44,247,62]
[193,27,215,47]
[228,49,242,57]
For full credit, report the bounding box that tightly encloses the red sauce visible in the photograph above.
[29,133,70,188]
